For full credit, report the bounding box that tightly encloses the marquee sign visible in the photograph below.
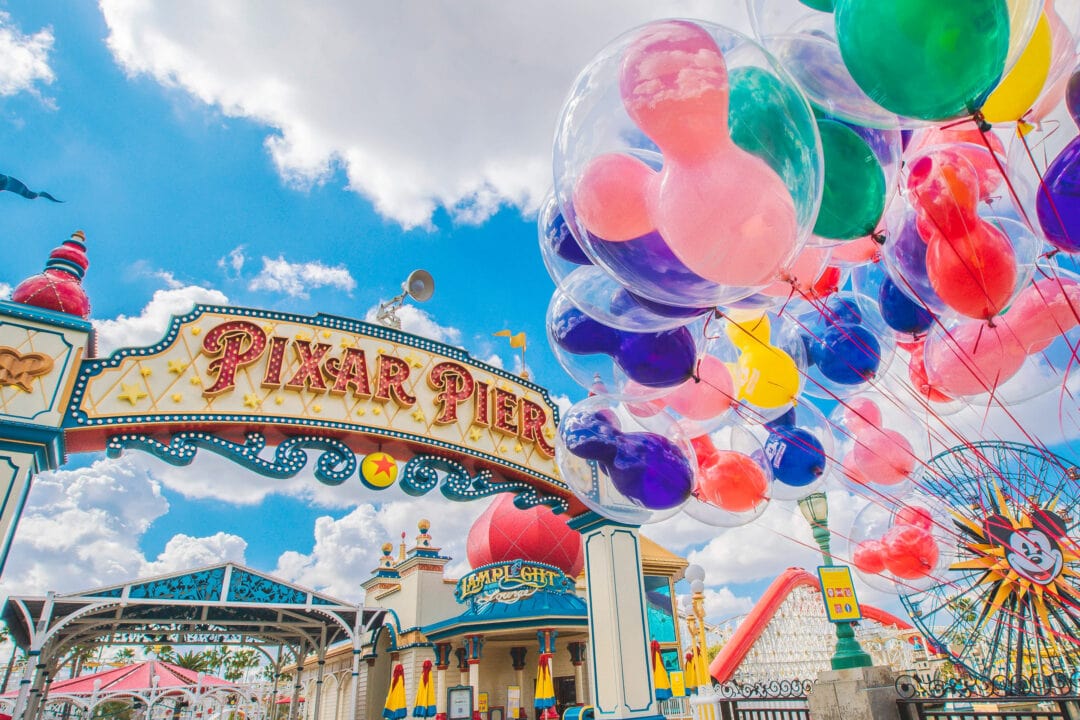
[62,306,564,496]
[456,560,576,608]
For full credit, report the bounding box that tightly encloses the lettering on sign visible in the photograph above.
[456,560,575,608]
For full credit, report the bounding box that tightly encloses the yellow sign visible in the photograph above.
[669,671,686,698]
[63,306,563,490]
[817,565,862,623]
[478,693,489,713]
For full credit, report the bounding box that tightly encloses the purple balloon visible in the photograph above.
[1037,139,1080,254]
[886,215,946,309]
[1067,68,1080,128]
[609,432,694,510]
[596,230,719,305]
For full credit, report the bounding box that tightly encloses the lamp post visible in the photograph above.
[684,565,710,689]
[797,491,873,671]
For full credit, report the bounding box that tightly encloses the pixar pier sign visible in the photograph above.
[61,305,562,489]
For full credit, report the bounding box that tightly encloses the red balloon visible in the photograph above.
[695,450,768,513]
[895,505,934,531]
[853,540,887,575]
[908,150,1017,320]
[906,340,953,403]
[882,525,939,580]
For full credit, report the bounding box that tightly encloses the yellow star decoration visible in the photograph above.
[243,393,262,409]
[356,408,366,417]
[117,383,147,406]
[543,426,555,439]
[167,360,188,374]
[312,404,322,413]
[190,326,202,336]
[171,393,183,403]
[468,427,483,441]
[322,330,332,338]
[295,332,312,342]
[340,337,356,349]
[373,406,382,415]
[189,376,203,386]
[139,367,153,378]
[498,444,507,453]
[263,324,275,334]
[404,354,424,369]
[514,442,523,453]
[411,408,425,422]
[275,396,284,405]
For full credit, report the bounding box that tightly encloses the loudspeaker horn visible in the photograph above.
[404,269,435,302]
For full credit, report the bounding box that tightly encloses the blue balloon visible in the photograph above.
[811,323,882,385]
[562,409,620,462]
[766,407,798,429]
[827,297,864,325]
[764,426,826,487]
[551,305,617,355]
[878,276,935,335]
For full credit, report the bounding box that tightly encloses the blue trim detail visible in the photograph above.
[401,455,567,513]
[105,430,355,485]
[0,300,92,332]
[0,421,64,471]
[567,511,640,533]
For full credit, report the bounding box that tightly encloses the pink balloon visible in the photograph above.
[906,128,1004,200]
[666,355,734,420]
[840,398,915,486]
[830,235,879,266]
[573,153,654,242]
[761,245,831,298]
[924,319,1027,397]
[571,20,798,288]
[1005,277,1080,353]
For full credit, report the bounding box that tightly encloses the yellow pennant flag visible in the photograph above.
[494,329,526,349]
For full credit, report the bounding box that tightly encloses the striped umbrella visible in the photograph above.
[383,664,408,720]
[412,660,437,718]
[651,641,671,701]
[534,653,557,720]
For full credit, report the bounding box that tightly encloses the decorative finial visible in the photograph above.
[417,519,432,546]
[379,542,394,569]
[398,532,406,562]
[11,230,91,319]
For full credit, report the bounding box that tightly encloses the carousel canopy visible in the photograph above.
[1,661,233,698]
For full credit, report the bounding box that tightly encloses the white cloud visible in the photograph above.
[248,255,356,298]
[98,1,750,229]
[219,245,246,278]
[365,303,462,346]
[0,11,54,100]
[0,282,11,300]
[0,456,246,597]
[94,284,229,354]
[703,586,755,622]
[275,495,491,601]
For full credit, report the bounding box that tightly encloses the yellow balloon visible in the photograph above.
[734,347,800,409]
[981,12,1052,123]
[725,313,772,350]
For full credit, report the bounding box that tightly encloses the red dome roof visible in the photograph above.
[12,231,91,319]
[467,494,584,577]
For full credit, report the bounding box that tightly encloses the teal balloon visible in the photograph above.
[813,118,885,240]
[834,0,1009,120]
[798,0,835,11]
[728,66,820,221]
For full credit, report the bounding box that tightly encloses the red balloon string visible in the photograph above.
[1018,122,1077,252]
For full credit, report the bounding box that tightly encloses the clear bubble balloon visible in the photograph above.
[558,265,711,334]
[556,396,694,524]
[553,19,822,308]
[828,392,928,495]
[753,400,834,501]
[719,310,809,424]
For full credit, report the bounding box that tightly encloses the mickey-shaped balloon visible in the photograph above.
[561,408,694,510]
[573,20,798,288]
[838,397,916,487]
[550,303,696,389]
[726,314,801,408]
[763,408,827,488]
[806,297,882,385]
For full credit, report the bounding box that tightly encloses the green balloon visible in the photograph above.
[728,66,819,220]
[798,0,835,11]
[834,0,1009,120]
[813,118,885,240]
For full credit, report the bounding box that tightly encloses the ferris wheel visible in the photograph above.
[898,441,1080,690]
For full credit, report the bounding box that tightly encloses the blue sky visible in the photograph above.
[2,0,1079,635]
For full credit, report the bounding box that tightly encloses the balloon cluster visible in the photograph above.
[542,8,1080,593]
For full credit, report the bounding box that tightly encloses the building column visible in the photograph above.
[434,643,453,720]
[289,649,306,720]
[455,648,469,687]
[568,513,662,720]
[464,636,484,720]
[509,648,528,720]
[567,643,587,705]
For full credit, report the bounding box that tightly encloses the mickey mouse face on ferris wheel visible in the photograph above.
[985,510,1068,587]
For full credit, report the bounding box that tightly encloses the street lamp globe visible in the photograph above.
[685,564,705,584]
[691,580,705,595]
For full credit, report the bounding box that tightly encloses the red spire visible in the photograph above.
[11,230,91,319]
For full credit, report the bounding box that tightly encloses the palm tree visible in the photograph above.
[171,651,212,672]
[206,646,232,677]
[145,644,176,663]
[224,648,259,682]
[112,647,136,666]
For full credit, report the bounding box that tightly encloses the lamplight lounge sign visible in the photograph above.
[456,560,575,608]
[63,306,559,483]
